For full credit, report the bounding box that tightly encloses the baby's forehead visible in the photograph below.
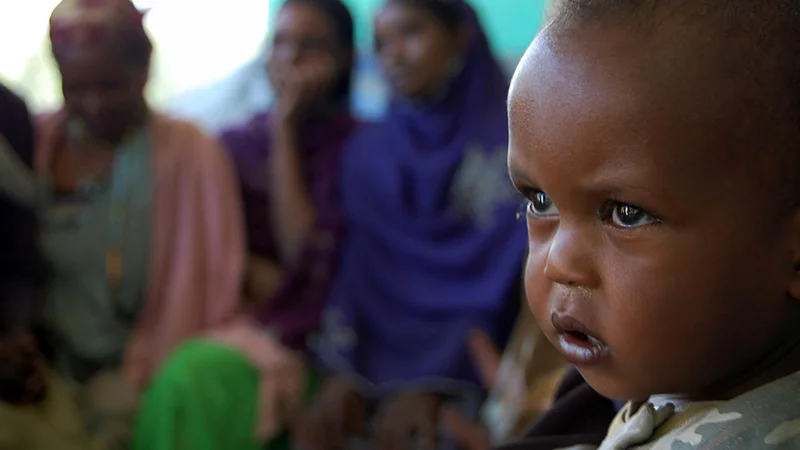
[515,25,764,147]
[509,23,797,217]
[515,24,733,105]
[510,28,770,188]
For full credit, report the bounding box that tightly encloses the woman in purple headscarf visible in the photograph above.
[293,1,527,449]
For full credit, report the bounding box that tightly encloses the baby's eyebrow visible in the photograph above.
[584,181,662,199]
[508,166,535,187]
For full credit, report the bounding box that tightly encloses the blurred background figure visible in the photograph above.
[133,1,359,449]
[0,0,546,127]
[31,0,246,414]
[168,0,546,131]
[292,1,529,449]
[0,1,579,450]
[0,83,134,450]
[0,83,39,207]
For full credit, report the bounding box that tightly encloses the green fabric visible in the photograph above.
[132,339,320,450]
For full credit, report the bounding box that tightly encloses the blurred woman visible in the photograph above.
[132,1,357,449]
[293,1,527,449]
[33,0,245,390]
[224,0,356,353]
[0,83,135,450]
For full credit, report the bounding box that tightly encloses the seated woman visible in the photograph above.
[222,0,357,353]
[0,85,136,450]
[0,154,85,449]
[0,191,139,450]
[293,1,527,449]
[132,1,358,449]
[32,0,245,389]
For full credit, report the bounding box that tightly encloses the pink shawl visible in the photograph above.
[35,111,246,387]
[36,111,306,440]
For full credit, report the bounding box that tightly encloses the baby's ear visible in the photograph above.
[788,210,800,300]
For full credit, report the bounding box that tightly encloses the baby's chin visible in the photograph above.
[576,365,667,403]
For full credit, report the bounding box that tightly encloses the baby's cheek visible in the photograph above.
[523,258,552,325]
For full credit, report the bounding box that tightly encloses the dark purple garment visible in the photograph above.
[0,83,38,266]
[0,84,47,332]
[315,1,526,393]
[0,83,34,167]
[220,111,357,351]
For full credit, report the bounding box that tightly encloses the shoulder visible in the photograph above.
[148,112,244,195]
[661,372,800,449]
[34,110,63,128]
[150,112,231,166]
[217,112,270,169]
[152,113,215,147]
[218,112,269,142]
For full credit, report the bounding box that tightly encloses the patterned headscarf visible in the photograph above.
[49,0,151,65]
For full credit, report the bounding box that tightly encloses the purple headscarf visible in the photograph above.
[221,112,356,351]
[316,1,527,393]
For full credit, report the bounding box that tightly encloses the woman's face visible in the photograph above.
[59,48,147,144]
[374,1,464,100]
[266,2,349,99]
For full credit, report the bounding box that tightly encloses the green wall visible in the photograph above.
[269,0,548,57]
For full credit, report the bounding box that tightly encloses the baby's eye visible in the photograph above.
[603,202,659,228]
[527,191,560,218]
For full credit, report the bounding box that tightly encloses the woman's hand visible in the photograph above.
[435,330,499,450]
[243,255,285,312]
[273,57,337,128]
[292,377,367,450]
[441,409,490,450]
[268,57,335,265]
[375,392,442,450]
[467,329,502,390]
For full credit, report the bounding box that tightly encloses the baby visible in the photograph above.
[507,0,800,448]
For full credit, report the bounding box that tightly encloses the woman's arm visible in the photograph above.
[243,254,286,311]
[268,58,337,266]
[268,121,317,266]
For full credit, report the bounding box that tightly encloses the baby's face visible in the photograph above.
[508,24,798,401]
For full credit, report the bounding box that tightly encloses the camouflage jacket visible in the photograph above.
[559,371,800,450]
